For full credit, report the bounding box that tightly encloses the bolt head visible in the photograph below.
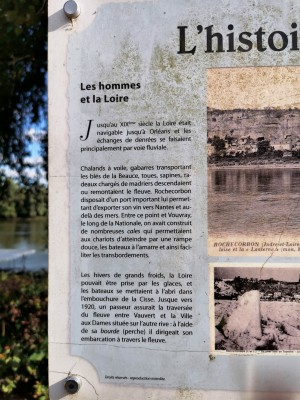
[63,0,81,19]
[64,376,82,394]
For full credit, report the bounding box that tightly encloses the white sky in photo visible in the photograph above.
[207,66,300,110]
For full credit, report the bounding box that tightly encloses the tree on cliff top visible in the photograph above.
[0,1,47,176]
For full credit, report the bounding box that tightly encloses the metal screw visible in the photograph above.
[64,376,82,394]
[63,0,81,19]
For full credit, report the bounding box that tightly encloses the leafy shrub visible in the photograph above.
[0,270,48,399]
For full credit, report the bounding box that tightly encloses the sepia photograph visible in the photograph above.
[207,67,300,241]
[214,266,300,352]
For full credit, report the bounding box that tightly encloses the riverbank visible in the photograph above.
[0,217,47,252]
[0,217,48,272]
[0,270,48,399]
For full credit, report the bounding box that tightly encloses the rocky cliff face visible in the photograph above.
[207,108,300,143]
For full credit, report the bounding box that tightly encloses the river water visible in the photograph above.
[208,168,300,237]
[0,218,48,271]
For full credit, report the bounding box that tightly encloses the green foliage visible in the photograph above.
[0,1,47,173]
[0,7,48,397]
[0,271,48,399]
[0,176,18,218]
[0,174,47,218]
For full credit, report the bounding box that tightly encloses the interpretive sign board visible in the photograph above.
[49,0,300,398]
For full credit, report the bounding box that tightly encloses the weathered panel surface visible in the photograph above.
[49,0,300,398]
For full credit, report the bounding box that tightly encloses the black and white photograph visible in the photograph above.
[214,266,300,352]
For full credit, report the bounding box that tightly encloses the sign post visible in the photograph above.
[49,0,300,398]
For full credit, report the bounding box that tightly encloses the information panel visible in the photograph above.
[49,0,300,398]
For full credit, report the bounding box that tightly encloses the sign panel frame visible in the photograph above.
[49,1,300,398]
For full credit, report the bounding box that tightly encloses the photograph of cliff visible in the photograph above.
[207,108,300,166]
[207,67,300,244]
